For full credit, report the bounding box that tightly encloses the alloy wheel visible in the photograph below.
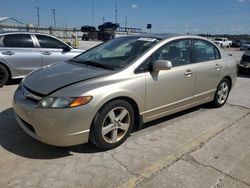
[101,107,131,144]
[217,82,229,104]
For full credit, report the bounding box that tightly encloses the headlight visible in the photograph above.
[39,96,92,108]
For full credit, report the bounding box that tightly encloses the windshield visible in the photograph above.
[72,36,159,70]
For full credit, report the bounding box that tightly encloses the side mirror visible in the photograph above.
[153,60,172,72]
[62,46,71,52]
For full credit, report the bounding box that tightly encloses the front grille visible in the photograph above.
[242,55,250,63]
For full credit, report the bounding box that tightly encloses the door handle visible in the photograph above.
[184,69,193,77]
[42,51,52,55]
[2,51,15,55]
[214,64,221,70]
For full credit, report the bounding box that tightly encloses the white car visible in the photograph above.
[0,31,85,87]
[213,38,232,48]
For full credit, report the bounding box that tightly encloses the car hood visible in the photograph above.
[23,61,113,95]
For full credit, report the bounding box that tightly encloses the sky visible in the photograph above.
[0,0,250,34]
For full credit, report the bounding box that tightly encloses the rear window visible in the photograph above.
[2,34,34,48]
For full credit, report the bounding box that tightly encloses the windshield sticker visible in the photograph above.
[138,37,157,42]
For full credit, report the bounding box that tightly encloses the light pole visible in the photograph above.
[36,7,40,27]
[125,15,127,29]
[115,0,117,23]
[91,0,94,26]
[52,9,56,28]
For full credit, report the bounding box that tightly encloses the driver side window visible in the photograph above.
[155,39,192,66]
[137,39,192,73]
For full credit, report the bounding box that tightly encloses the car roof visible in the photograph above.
[121,33,202,40]
[0,31,52,36]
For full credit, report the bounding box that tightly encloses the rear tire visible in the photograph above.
[211,78,230,108]
[0,64,9,87]
[90,100,134,150]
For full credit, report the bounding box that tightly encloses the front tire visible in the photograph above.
[0,64,9,87]
[90,100,135,150]
[211,78,230,108]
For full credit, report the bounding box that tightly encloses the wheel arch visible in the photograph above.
[0,61,11,81]
[90,96,141,132]
[223,76,232,90]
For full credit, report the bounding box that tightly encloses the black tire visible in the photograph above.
[0,64,9,87]
[90,100,135,150]
[211,78,230,108]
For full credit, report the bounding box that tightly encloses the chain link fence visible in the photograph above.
[0,24,81,47]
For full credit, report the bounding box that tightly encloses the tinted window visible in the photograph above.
[36,35,67,49]
[193,40,220,62]
[3,34,34,48]
[137,39,192,72]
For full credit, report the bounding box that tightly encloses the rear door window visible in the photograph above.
[36,35,67,49]
[193,39,221,62]
[3,34,34,48]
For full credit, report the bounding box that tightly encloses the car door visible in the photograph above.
[34,34,76,67]
[0,34,42,75]
[142,39,196,121]
[192,39,223,101]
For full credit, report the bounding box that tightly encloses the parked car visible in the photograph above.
[238,50,250,73]
[213,38,232,48]
[231,39,245,48]
[0,31,85,87]
[13,35,237,150]
[240,41,250,51]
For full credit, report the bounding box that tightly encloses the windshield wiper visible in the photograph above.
[69,59,114,70]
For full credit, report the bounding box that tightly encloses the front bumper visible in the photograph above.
[12,86,94,146]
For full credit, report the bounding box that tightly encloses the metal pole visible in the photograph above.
[36,7,40,27]
[115,0,117,23]
[91,0,94,26]
[52,9,56,28]
[125,15,127,29]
